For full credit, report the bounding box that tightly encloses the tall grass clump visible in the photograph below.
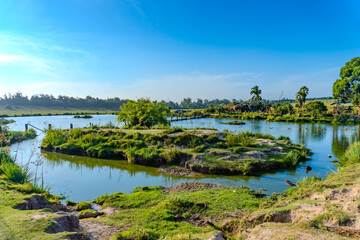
[283,150,301,167]
[225,133,255,147]
[0,151,31,184]
[42,129,68,147]
[160,148,187,164]
[225,133,240,147]
[339,141,360,166]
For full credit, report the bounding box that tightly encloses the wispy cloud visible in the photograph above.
[125,0,145,18]
[0,33,93,83]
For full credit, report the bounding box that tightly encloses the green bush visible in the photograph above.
[171,133,203,148]
[194,144,206,153]
[231,146,243,154]
[160,148,187,164]
[206,134,219,143]
[339,141,360,166]
[278,135,290,141]
[0,162,31,184]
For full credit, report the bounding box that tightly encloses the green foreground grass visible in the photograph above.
[87,142,360,239]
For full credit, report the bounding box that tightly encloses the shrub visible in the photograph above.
[160,148,187,164]
[231,146,243,154]
[171,133,203,148]
[162,127,183,135]
[0,162,31,184]
[74,202,92,211]
[278,135,290,141]
[194,144,206,153]
[206,134,219,143]
[225,133,240,147]
[66,200,77,206]
[339,141,360,166]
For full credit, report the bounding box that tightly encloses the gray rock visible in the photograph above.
[207,231,225,240]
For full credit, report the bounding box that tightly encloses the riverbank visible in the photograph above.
[40,127,311,175]
[211,112,360,125]
[0,129,36,146]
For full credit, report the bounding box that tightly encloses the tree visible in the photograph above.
[333,57,360,108]
[215,104,224,115]
[296,86,309,108]
[277,102,294,114]
[303,101,327,114]
[117,98,170,128]
[250,86,262,103]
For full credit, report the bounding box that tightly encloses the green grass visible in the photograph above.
[0,151,79,239]
[92,185,264,239]
[0,129,37,147]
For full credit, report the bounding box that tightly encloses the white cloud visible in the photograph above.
[0,54,20,63]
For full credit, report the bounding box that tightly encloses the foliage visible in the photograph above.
[277,101,294,114]
[0,128,36,147]
[250,85,262,103]
[332,57,360,107]
[117,98,170,128]
[296,86,309,108]
[303,101,328,114]
[339,141,360,166]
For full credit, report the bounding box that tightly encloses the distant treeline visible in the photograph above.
[0,93,127,109]
[0,92,333,110]
[162,98,231,109]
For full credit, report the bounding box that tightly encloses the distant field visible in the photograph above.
[0,105,119,117]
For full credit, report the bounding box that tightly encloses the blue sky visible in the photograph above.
[0,0,359,101]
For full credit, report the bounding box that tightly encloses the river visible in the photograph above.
[5,115,359,202]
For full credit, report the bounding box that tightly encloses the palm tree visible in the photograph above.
[250,85,262,103]
[296,86,309,108]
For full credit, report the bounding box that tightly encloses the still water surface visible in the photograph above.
[6,115,359,201]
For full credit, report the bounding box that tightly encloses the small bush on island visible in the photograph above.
[117,98,170,128]
[74,114,93,119]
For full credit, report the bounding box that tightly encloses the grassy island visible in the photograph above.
[220,120,246,125]
[41,127,310,175]
[0,129,36,147]
[74,114,93,119]
[0,119,15,125]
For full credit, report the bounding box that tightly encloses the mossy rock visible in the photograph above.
[74,201,92,211]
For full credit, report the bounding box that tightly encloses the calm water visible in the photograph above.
[5,115,359,202]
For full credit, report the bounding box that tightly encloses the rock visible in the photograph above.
[74,202,92,211]
[78,210,102,219]
[221,219,234,232]
[46,212,80,233]
[207,231,225,240]
[15,195,66,212]
[174,214,184,222]
[195,202,207,209]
